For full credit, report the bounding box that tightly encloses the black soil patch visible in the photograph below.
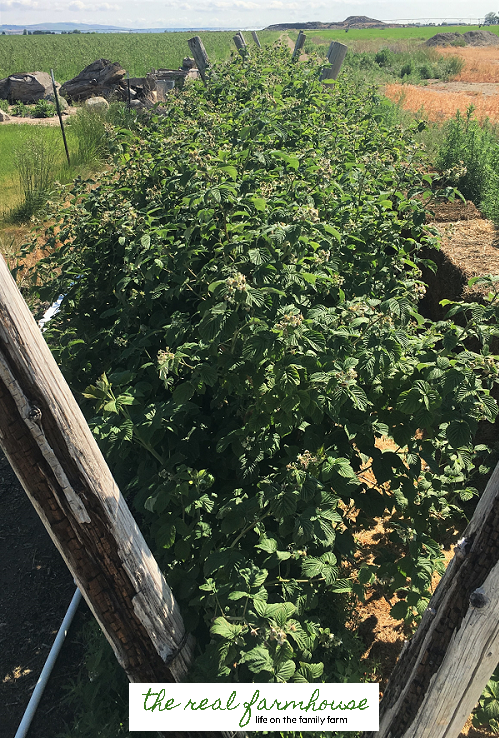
[0,450,89,738]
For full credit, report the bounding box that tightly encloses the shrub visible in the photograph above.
[11,101,29,117]
[435,106,498,208]
[33,46,499,689]
[33,98,56,118]
[375,48,394,67]
[0,98,9,112]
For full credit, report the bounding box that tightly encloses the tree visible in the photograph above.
[22,28,27,34]
[484,11,498,24]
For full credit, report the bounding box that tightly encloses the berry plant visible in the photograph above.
[31,44,499,690]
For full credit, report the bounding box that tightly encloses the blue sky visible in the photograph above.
[0,0,493,29]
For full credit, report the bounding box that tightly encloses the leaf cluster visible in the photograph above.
[30,44,499,682]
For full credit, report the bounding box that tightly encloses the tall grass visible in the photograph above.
[0,31,281,81]
[11,127,61,220]
[328,45,465,85]
[0,105,125,222]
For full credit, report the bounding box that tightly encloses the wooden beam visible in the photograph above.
[0,253,193,686]
[363,460,499,738]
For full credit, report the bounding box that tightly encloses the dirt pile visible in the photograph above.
[426,30,499,47]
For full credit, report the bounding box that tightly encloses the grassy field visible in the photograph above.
[0,30,281,82]
[302,24,499,43]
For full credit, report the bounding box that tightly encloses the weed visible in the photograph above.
[32,98,56,118]
[11,101,29,117]
[11,127,59,221]
[67,107,111,165]
[0,98,9,113]
[436,106,497,204]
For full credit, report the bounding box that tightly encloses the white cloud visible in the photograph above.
[0,0,39,8]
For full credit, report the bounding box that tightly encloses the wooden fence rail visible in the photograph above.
[363,460,499,738]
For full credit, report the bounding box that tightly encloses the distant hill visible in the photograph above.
[0,23,231,34]
[264,16,399,31]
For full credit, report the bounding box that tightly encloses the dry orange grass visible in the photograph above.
[385,83,499,122]
[437,46,499,83]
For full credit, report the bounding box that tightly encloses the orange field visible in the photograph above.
[385,83,499,122]
[437,46,499,83]
[385,46,499,122]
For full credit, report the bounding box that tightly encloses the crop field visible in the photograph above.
[304,24,499,43]
[0,29,281,81]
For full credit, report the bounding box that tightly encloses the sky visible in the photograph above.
[0,0,496,30]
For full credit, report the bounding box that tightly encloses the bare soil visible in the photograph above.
[0,109,78,126]
[0,449,90,738]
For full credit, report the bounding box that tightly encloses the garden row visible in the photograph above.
[25,44,499,733]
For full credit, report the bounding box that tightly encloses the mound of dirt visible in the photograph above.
[426,30,499,47]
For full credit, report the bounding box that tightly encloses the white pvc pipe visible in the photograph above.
[14,587,82,738]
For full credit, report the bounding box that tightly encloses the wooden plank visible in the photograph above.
[187,35,210,84]
[0,253,193,687]
[363,460,499,738]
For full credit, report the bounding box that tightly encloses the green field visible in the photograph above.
[0,30,281,82]
[301,23,499,43]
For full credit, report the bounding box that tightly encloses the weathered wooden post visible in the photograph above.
[0,253,194,684]
[251,30,261,48]
[187,35,210,84]
[320,41,347,81]
[292,30,306,58]
[363,460,499,738]
[233,33,246,55]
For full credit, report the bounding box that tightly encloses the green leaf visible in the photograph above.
[251,197,266,211]
[446,420,472,449]
[220,165,237,180]
[141,234,151,248]
[275,659,296,682]
[241,646,274,673]
[172,381,195,404]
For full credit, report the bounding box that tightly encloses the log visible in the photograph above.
[0,253,193,688]
[363,460,499,738]
[60,59,126,101]
[187,36,210,84]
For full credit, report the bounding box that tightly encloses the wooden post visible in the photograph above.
[187,35,210,84]
[233,34,247,55]
[251,30,261,48]
[321,41,347,81]
[292,30,306,58]
[237,30,247,46]
[0,253,193,687]
[363,460,499,738]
